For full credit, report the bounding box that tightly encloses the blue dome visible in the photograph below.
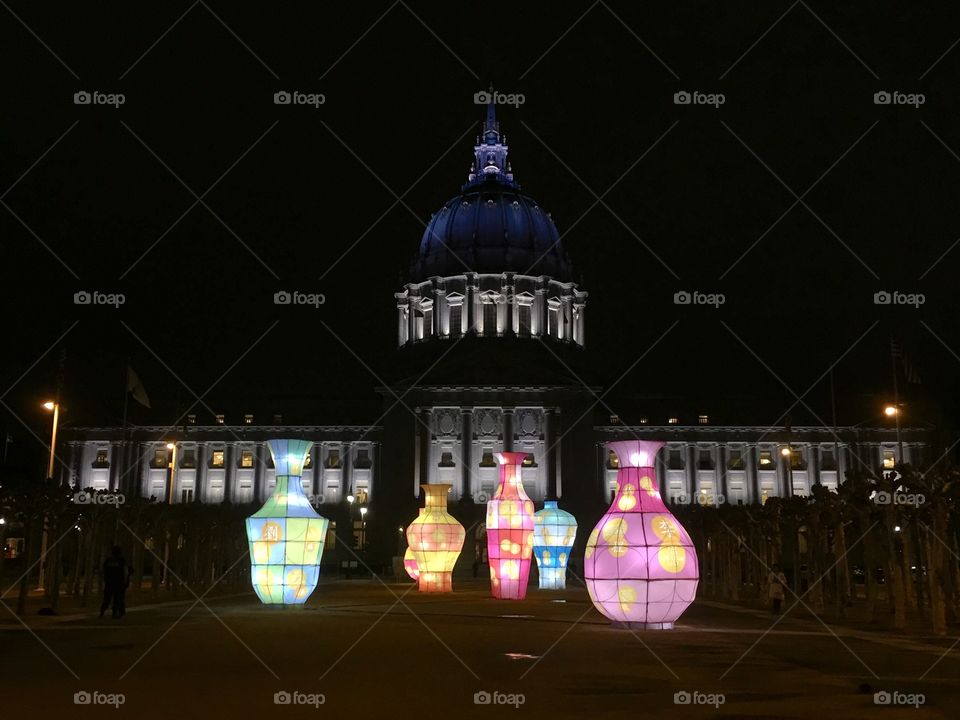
[413,181,573,281]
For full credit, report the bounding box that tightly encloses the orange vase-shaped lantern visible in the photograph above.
[406,484,465,592]
[486,451,536,599]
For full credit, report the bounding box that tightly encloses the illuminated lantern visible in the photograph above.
[585,440,699,629]
[533,500,577,590]
[486,451,536,599]
[402,510,424,581]
[406,484,465,592]
[245,439,330,605]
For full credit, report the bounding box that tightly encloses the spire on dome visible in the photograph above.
[465,88,516,189]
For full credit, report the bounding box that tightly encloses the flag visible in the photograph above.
[890,340,921,384]
[126,366,151,408]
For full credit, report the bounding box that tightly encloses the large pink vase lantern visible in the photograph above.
[486,451,536,599]
[585,440,699,629]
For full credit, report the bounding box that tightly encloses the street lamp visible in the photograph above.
[883,404,904,464]
[165,441,178,504]
[781,446,793,497]
[42,400,59,479]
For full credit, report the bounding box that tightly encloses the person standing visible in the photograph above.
[767,563,787,614]
[99,546,130,619]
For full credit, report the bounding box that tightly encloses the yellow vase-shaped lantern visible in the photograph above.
[406,484,465,592]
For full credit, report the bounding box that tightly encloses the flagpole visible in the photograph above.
[121,360,130,494]
[890,338,903,463]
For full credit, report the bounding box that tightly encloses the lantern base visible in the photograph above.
[612,621,674,630]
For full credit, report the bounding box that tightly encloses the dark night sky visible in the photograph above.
[3,2,960,459]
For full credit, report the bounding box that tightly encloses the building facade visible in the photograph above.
[60,101,923,560]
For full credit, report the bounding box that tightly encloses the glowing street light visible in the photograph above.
[780,446,791,457]
[42,400,60,478]
[884,405,898,417]
[164,441,178,504]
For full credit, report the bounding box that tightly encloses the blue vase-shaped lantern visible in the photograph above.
[533,500,577,589]
[246,439,329,604]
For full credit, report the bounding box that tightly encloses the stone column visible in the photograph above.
[224,443,235,504]
[108,442,120,491]
[655,444,667,498]
[311,444,322,499]
[196,443,208,503]
[686,444,696,500]
[745,443,758,504]
[717,443,728,502]
[543,408,556,499]
[461,407,473,499]
[434,287,445,336]
[808,443,820,487]
[502,408,514,452]
[254,443,266,502]
[342,442,353,497]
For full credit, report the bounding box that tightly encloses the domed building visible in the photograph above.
[58,99,923,566]
[395,102,586,347]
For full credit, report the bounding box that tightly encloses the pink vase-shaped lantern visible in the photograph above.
[585,440,699,629]
[486,451,536,599]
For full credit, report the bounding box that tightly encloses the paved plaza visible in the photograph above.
[2,578,958,718]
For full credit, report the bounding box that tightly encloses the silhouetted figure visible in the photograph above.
[767,563,787,614]
[99,546,130,619]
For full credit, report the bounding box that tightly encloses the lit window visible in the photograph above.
[180,449,196,468]
[240,450,254,468]
[94,449,109,466]
[639,417,648,425]
[211,451,225,468]
[187,414,196,425]
[479,450,496,467]
[152,449,168,467]
[728,449,744,470]
[882,450,896,469]
[215,414,225,425]
[449,304,462,336]
[303,453,312,469]
[821,447,837,470]
[668,448,684,470]
[355,449,372,469]
[698,414,709,425]
[668,417,679,425]
[758,451,774,468]
[522,453,536,467]
[244,414,253,425]
[325,450,341,468]
[438,451,456,467]
[607,451,619,469]
[609,414,621,424]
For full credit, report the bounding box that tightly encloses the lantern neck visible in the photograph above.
[422,483,451,509]
[612,465,667,511]
[543,500,558,510]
